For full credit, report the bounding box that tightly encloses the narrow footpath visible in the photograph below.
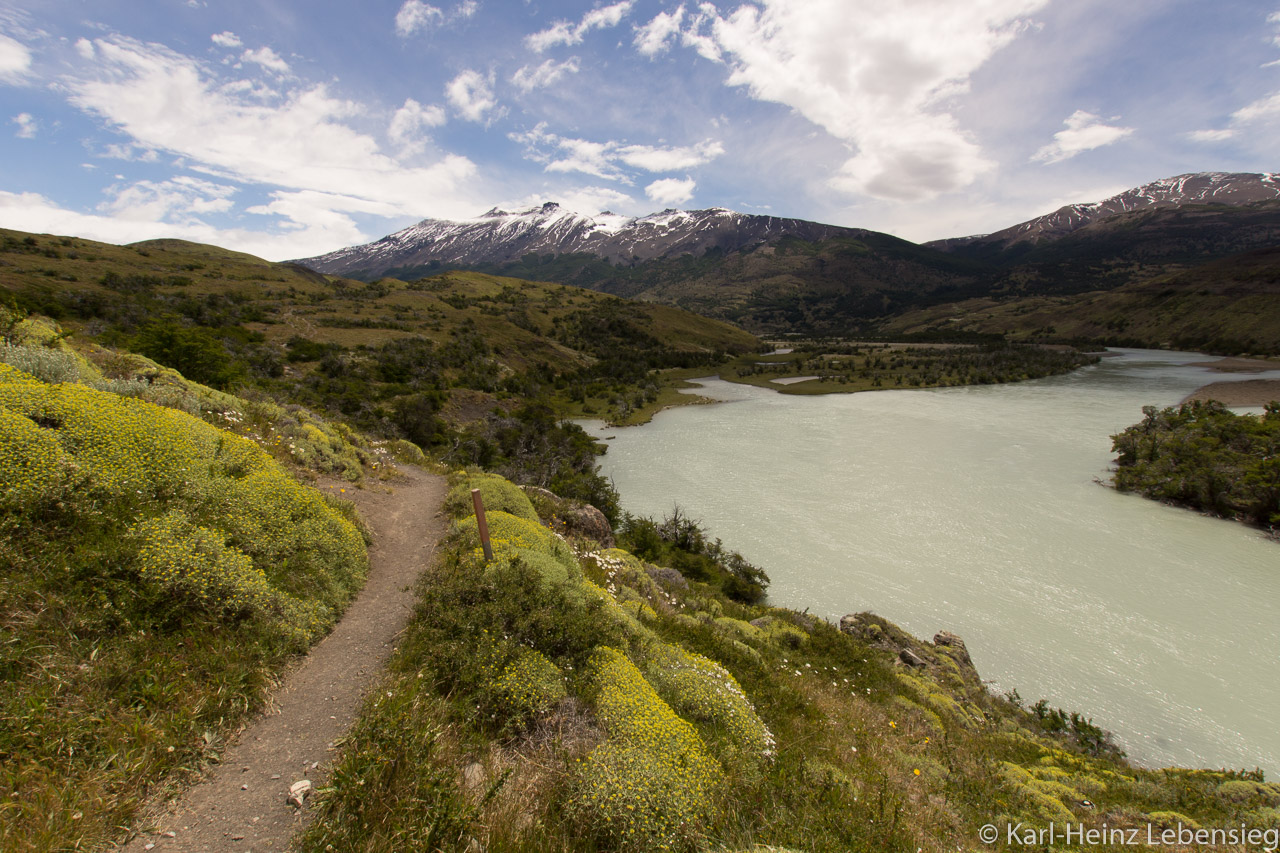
[118,466,447,853]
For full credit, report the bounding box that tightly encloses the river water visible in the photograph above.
[580,350,1280,775]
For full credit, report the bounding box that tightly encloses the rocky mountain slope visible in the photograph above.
[295,203,863,279]
[929,171,1280,253]
[291,172,1280,349]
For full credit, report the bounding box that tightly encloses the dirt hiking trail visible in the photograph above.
[118,466,446,853]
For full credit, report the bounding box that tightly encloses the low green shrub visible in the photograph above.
[456,510,579,577]
[296,672,470,852]
[446,470,541,522]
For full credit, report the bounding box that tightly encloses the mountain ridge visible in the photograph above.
[927,171,1280,252]
[296,202,865,277]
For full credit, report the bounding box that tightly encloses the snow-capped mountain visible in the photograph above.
[294,202,863,277]
[929,172,1280,251]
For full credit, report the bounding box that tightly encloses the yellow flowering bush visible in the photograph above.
[0,362,367,636]
[131,510,325,642]
[457,510,580,578]
[644,642,775,762]
[998,761,1078,825]
[0,406,63,507]
[466,630,568,731]
[492,646,568,725]
[133,510,274,613]
[570,646,723,851]
[446,471,541,522]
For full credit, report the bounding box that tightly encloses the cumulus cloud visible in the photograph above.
[634,6,685,56]
[1231,90,1280,123]
[0,188,370,260]
[395,0,477,37]
[63,36,477,219]
[510,124,723,180]
[649,0,1046,201]
[395,1,444,36]
[389,97,446,153]
[210,31,242,48]
[510,57,580,92]
[634,4,722,62]
[11,112,36,138]
[241,46,290,74]
[1030,110,1134,164]
[526,1,634,52]
[502,185,637,216]
[445,69,496,121]
[1189,90,1280,143]
[101,176,236,222]
[0,32,32,81]
[645,176,696,206]
[1187,128,1236,143]
[616,139,724,171]
[512,126,618,179]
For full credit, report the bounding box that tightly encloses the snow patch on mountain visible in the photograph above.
[294,202,864,277]
[929,172,1280,251]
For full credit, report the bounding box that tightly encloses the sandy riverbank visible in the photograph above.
[1180,356,1280,405]
[1182,379,1280,407]
[1186,356,1280,372]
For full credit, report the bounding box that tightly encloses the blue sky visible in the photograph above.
[0,0,1277,260]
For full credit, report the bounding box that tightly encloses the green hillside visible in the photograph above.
[3,231,1279,853]
[0,227,760,508]
[439,233,994,336]
[298,469,1280,853]
[0,322,377,851]
[886,246,1280,354]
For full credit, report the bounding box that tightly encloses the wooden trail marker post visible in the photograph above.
[471,488,494,562]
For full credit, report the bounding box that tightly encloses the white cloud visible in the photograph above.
[1187,89,1280,143]
[1030,110,1134,164]
[526,1,634,52]
[510,57,580,92]
[658,0,1047,201]
[389,97,446,153]
[634,6,685,56]
[679,4,723,63]
[64,36,477,218]
[75,38,96,60]
[395,1,444,37]
[0,188,369,261]
[1187,128,1236,143]
[526,22,575,53]
[103,142,160,162]
[502,185,637,216]
[11,112,36,138]
[616,139,723,171]
[101,176,236,222]
[445,69,496,121]
[510,124,723,180]
[645,176,696,206]
[1231,91,1280,123]
[395,1,475,36]
[241,46,290,74]
[542,135,617,180]
[211,31,242,48]
[0,32,32,81]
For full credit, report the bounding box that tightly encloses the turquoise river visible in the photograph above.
[581,349,1280,776]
